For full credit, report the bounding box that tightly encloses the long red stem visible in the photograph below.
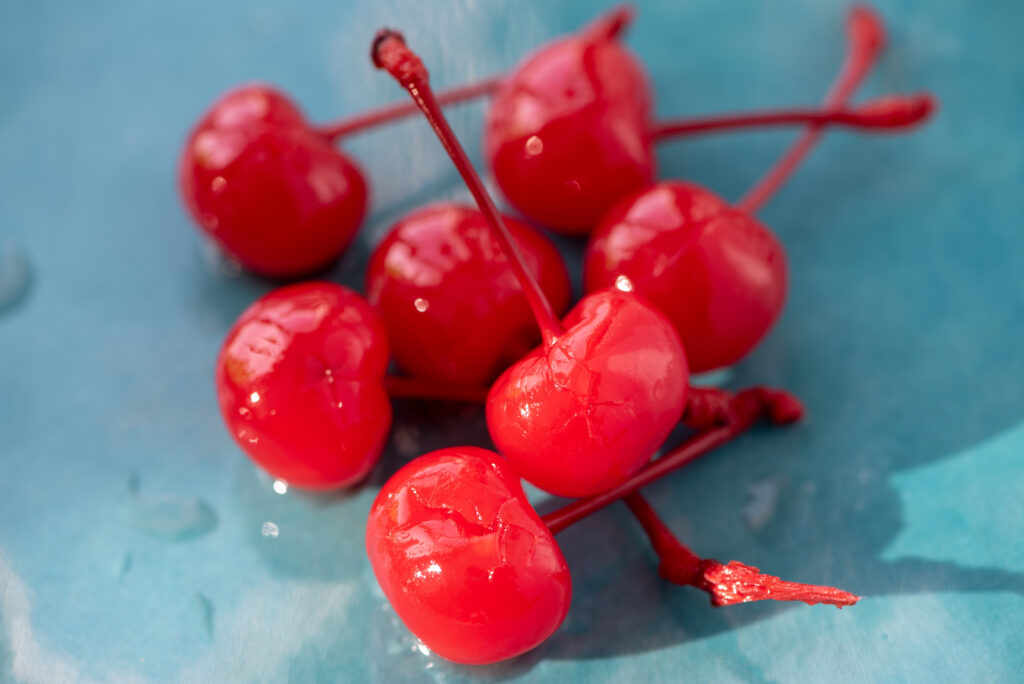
[314,76,503,142]
[649,93,933,140]
[542,387,800,534]
[736,5,887,214]
[373,31,564,349]
[383,376,489,404]
[624,492,859,607]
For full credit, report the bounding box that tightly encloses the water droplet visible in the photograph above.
[261,521,279,538]
[413,297,430,313]
[392,424,421,457]
[614,274,634,292]
[524,135,543,156]
[132,495,218,541]
[237,425,260,445]
[211,176,227,193]
[272,479,288,495]
[195,592,215,638]
[0,243,32,313]
[743,478,780,532]
[197,238,241,278]
[249,391,261,403]
[112,551,132,580]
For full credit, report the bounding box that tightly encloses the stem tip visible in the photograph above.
[848,5,886,57]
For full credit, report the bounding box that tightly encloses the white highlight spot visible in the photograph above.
[614,274,634,292]
[272,480,288,495]
[413,297,430,313]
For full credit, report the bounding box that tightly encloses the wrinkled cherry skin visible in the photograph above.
[584,181,788,373]
[215,281,390,489]
[483,15,653,234]
[180,85,368,277]
[366,203,572,387]
[487,289,689,498]
[366,447,571,665]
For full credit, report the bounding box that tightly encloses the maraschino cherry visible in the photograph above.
[584,10,934,373]
[366,447,571,665]
[483,5,918,234]
[215,281,391,488]
[374,30,688,498]
[179,79,500,277]
[368,391,855,666]
[365,203,571,387]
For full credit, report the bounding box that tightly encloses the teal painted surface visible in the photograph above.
[1,1,1022,681]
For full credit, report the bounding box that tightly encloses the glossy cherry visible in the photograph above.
[487,289,688,497]
[374,30,689,498]
[366,203,571,387]
[584,181,786,373]
[483,7,651,234]
[215,281,391,489]
[180,86,369,277]
[366,447,571,665]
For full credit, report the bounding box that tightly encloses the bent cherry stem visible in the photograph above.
[648,93,934,140]
[623,492,859,607]
[313,75,504,142]
[737,4,888,214]
[373,30,565,349]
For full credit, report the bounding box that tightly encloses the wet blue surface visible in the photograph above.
[1,1,1023,681]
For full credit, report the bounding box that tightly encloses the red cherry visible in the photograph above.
[584,181,787,373]
[180,85,368,277]
[215,281,390,489]
[487,289,688,497]
[484,7,652,234]
[365,203,571,387]
[366,447,571,665]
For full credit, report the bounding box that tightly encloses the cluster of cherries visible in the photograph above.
[180,6,934,666]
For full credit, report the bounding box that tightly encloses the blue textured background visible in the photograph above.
[2,1,1022,681]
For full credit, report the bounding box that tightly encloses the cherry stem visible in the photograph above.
[623,492,859,607]
[736,4,887,214]
[648,93,934,140]
[313,76,504,142]
[372,30,565,349]
[542,387,803,534]
[584,5,635,41]
[383,375,489,404]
